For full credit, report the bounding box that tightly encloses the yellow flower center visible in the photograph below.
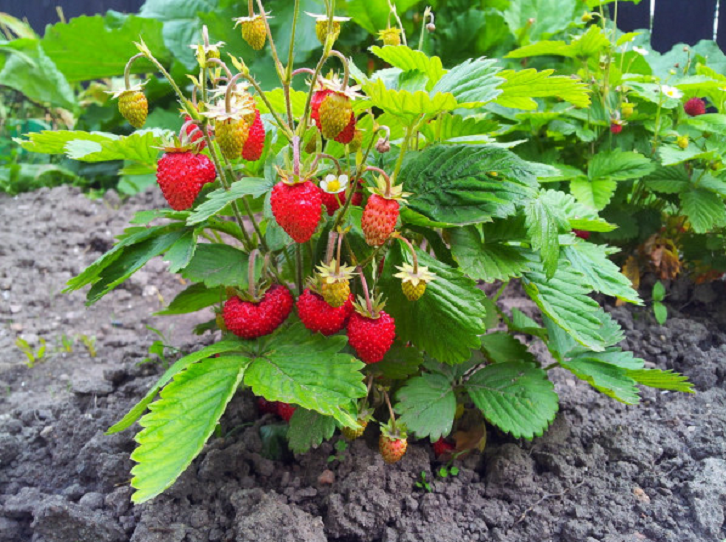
[328,179,341,192]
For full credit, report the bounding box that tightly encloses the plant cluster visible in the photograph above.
[17,0,697,505]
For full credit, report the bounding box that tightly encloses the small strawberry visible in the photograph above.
[320,174,349,216]
[277,403,296,422]
[235,15,268,51]
[347,294,395,364]
[307,13,350,45]
[621,102,635,119]
[379,422,407,464]
[394,256,436,303]
[362,176,409,247]
[297,288,354,335]
[270,175,323,243]
[109,84,148,129]
[202,88,256,161]
[350,178,364,207]
[378,27,402,47]
[223,284,293,340]
[610,120,623,134]
[317,261,356,308]
[216,118,250,160]
[341,408,372,440]
[242,109,266,161]
[258,397,278,415]
[677,135,690,149]
[684,97,706,117]
[347,129,364,152]
[184,116,207,150]
[311,75,362,141]
[432,437,455,458]
[573,229,590,240]
[156,135,217,211]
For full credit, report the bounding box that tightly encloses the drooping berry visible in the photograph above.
[118,90,148,129]
[432,437,456,458]
[342,419,368,440]
[334,113,357,145]
[257,397,278,415]
[573,229,591,240]
[684,97,706,117]
[318,93,353,140]
[270,180,323,243]
[277,403,296,422]
[394,260,436,302]
[610,121,623,134]
[362,195,400,246]
[297,289,354,336]
[379,434,407,464]
[237,15,267,51]
[347,310,396,364]
[156,152,217,211]
[242,109,266,161]
[216,118,250,161]
[222,285,293,340]
[378,27,402,47]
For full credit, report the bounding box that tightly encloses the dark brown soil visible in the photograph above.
[0,186,724,542]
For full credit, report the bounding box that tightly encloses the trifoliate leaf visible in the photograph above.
[395,372,457,441]
[680,188,726,233]
[369,45,446,90]
[362,78,457,122]
[465,361,558,439]
[287,409,337,454]
[495,69,590,110]
[180,244,251,288]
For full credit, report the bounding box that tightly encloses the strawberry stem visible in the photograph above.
[396,235,419,274]
[356,266,374,315]
[123,53,146,91]
[248,249,259,300]
[335,230,344,275]
[248,0,254,17]
[291,68,316,78]
[312,153,342,175]
[383,389,397,432]
[326,231,337,265]
[292,136,301,178]
[364,166,392,198]
[206,58,233,80]
[328,50,350,90]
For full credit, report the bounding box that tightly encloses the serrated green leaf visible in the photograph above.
[563,242,642,304]
[465,361,558,439]
[379,240,488,365]
[449,226,531,282]
[680,188,726,233]
[522,254,606,352]
[395,373,456,441]
[362,78,457,122]
[165,229,198,273]
[180,244,250,288]
[373,341,424,380]
[287,409,337,454]
[525,196,562,278]
[419,114,499,143]
[644,165,690,194]
[653,302,668,325]
[131,355,248,503]
[369,46,446,90]
[156,283,224,316]
[187,178,272,225]
[431,57,502,107]
[243,323,366,425]
[398,145,546,226]
[539,190,616,232]
[570,178,617,210]
[658,143,714,167]
[503,0,578,42]
[652,281,666,302]
[507,25,609,60]
[496,69,590,110]
[510,308,547,339]
[561,356,639,404]
[626,368,693,393]
[588,150,655,182]
[480,332,536,364]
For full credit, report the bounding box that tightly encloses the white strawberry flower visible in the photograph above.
[633,46,649,56]
[661,85,683,100]
[321,174,349,194]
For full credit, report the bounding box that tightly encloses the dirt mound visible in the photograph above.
[0,187,724,541]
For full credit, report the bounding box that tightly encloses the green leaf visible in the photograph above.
[156,283,223,316]
[653,302,668,325]
[562,242,642,304]
[398,145,547,226]
[244,324,366,425]
[495,69,590,110]
[256,88,308,117]
[395,373,456,441]
[287,409,337,454]
[570,178,617,210]
[680,188,726,233]
[108,339,244,434]
[187,178,272,225]
[465,361,558,439]
[525,196,562,278]
[379,240,488,365]
[41,14,168,82]
[419,114,499,143]
[431,57,502,107]
[588,150,655,182]
[181,244,250,288]
[504,0,578,42]
[346,0,421,34]
[510,308,547,339]
[539,190,616,232]
[507,25,610,59]
[626,368,693,393]
[658,143,714,167]
[644,165,690,194]
[449,226,532,282]
[369,46,446,90]
[165,229,198,273]
[131,355,248,503]
[362,78,457,122]
[561,356,639,404]
[373,341,424,380]
[522,254,606,352]
[652,281,665,302]
[480,332,536,364]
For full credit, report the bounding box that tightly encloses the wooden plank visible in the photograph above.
[652,0,717,52]
[3,0,145,34]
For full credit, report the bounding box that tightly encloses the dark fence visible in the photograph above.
[4,0,726,54]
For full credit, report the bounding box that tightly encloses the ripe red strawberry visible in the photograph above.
[223,285,293,340]
[156,151,216,210]
[310,76,362,141]
[277,403,296,422]
[270,180,322,243]
[573,229,590,240]
[184,116,206,149]
[433,437,455,458]
[684,97,706,117]
[334,113,356,145]
[321,190,346,216]
[362,195,400,246]
[610,122,623,134]
[350,179,364,207]
[347,309,395,364]
[242,109,266,161]
[297,289,353,335]
[258,397,278,415]
[379,434,407,464]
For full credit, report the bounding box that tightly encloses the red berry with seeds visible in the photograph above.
[379,434,408,464]
[311,89,334,127]
[433,437,455,458]
[347,310,395,364]
[297,289,354,336]
[684,97,706,117]
[156,152,216,211]
[277,403,296,422]
[223,285,293,340]
[321,190,346,216]
[610,122,623,134]
[362,195,400,246]
[258,397,278,415]
[270,180,323,243]
[242,109,266,161]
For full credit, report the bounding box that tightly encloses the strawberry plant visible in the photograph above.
[20,1,694,504]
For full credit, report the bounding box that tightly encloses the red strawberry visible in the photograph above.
[684,97,706,117]
[297,289,354,335]
[610,122,623,134]
[362,195,400,246]
[270,180,322,243]
[347,310,395,364]
[184,116,206,149]
[242,109,266,161]
[321,190,346,216]
[379,434,407,464]
[156,152,216,210]
[573,229,590,240]
[277,403,296,422]
[311,89,334,127]
[433,437,455,458]
[258,397,278,415]
[223,285,293,340]
[350,179,364,207]
[334,113,356,145]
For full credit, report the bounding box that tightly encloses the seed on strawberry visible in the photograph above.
[277,403,296,422]
[379,433,407,464]
[242,109,266,161]
[270,179,323,243]
[432,437,455,458]
[236,15,267,50]
[363,195,400,246]
[216,118,250,161]
[347,296,395,364]
[223,285,293,340]
[378,27,402,47]
[684,97,706,117]
[297,289,354,335]
[117,90,148,129]
[156,149,217,211]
